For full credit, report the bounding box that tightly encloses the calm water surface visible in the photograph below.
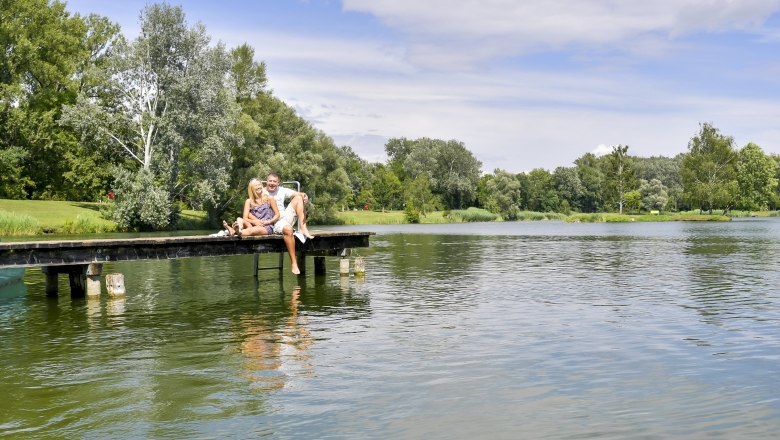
[1,219,779,439]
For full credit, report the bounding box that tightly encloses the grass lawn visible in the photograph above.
[0,199,110,228]
[0,199,208,236]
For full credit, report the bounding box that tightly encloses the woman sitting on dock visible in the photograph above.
[224,178,279,238]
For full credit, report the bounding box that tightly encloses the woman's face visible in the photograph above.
[252,181,264,196]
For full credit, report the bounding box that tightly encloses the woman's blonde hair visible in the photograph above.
[247,178,268,205]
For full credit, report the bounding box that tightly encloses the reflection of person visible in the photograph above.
[223,178,279,238]
[264,173,314,274]
[239,286,313,391]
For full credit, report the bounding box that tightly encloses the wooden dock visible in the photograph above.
[0,231,373,296]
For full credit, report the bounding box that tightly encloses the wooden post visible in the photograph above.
[314,256,326,276]
[354,256,365,276]
[66,265,88,297]
[42,267,58,297]
[253,254,259,278]
[86,263,103,297]
[106,273,126,297]
[339,258,350,276]
[297,253,306,275]
[68,271,86,297]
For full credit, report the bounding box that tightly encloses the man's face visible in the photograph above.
[266,175,279,192]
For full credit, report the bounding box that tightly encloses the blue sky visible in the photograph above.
[63,0,780,173]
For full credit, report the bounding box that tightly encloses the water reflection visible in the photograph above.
[239,286,314,392]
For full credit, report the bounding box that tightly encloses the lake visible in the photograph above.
[1,219,779,438]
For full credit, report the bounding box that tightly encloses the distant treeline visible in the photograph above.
[2,1,778,230]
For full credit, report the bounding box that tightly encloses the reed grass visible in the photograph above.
[0,211,41,236]
[516,211,567,221]
[450,208,498,222]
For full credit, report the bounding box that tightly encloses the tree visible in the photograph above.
[736,143,778,211]
[62,3,240,227]
[552,166,585,212]
[523,168,558,212]
[484,169,521,220]
[385,137,481,210]
[633,155,682,210]
[575,152,605,213]
[624,190,641,213]
[639,179,669,212]
[681,123,738,214]
[0,0,119,200]
[604,145,636,214]
[372,165,403,211]
[405,174,439,216]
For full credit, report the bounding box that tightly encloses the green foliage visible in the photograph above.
[523,168,559,212]
[0,147,33,198]
[624,190,642,213]
[111,169,172,231]
[552,166,585,212]
[736,143,778,211]
[639,178,669,212]
[634,155,683,210]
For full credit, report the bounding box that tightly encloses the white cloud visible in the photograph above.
[342,0,780,67]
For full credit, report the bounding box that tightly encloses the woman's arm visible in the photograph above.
[266,199,280,225]
[242,199,262,227]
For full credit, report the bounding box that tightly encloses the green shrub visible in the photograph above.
[404,206,421,223]
[112,169,172,231]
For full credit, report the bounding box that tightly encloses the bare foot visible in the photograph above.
[300,226,315,239]
[223,220,235,236]
[291,265,301,275]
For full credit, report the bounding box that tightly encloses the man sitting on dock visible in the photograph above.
[264,172,314,274]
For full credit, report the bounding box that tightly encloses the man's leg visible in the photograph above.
[288,195,313,238]
[282,225,300,274]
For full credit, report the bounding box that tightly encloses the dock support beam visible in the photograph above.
[314,257,326,276]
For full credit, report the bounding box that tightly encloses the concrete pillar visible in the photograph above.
[106,273,126,297]
[339,258,350,276]
[86,263,103,297]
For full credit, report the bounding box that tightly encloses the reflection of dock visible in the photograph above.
[0,231,373,297]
